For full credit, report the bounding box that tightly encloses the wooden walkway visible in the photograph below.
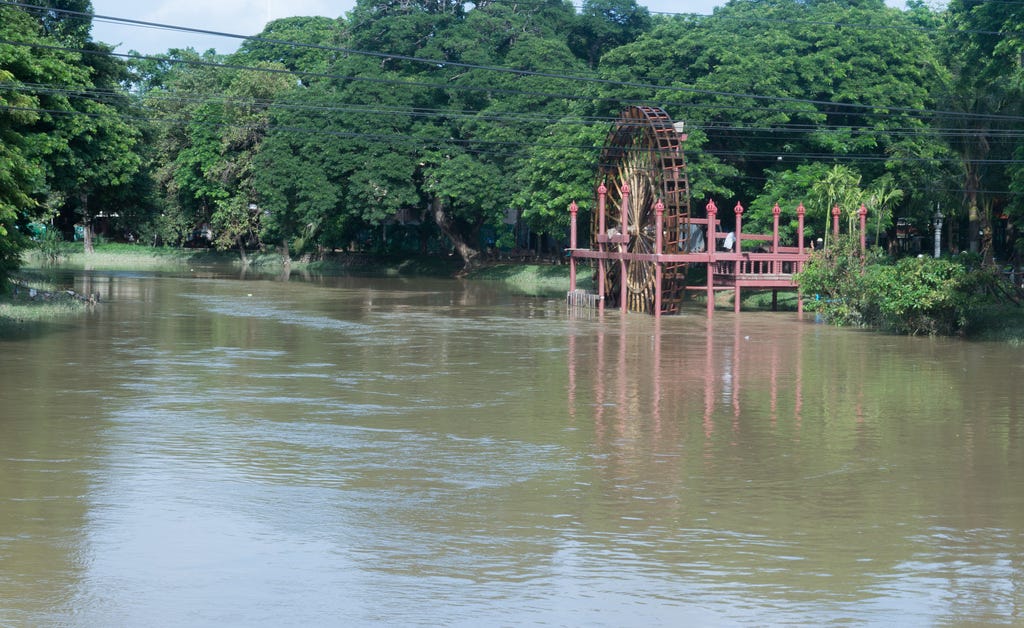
[567,197,866,317]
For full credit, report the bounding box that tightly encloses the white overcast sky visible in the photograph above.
[89,1,730,56]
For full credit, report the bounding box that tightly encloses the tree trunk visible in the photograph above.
[430,196,479,269]
[965,154,983,255]
[281,238,291,268]
[80,192,95,255]
[980,200,994,265]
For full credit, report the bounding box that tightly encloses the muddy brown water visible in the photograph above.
[1,269,1022,626]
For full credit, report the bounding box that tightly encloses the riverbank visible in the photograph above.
[19,243,584,297]
[0,274,97,329]
[9,244,1024,342]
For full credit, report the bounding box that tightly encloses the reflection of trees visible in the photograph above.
[0,327,108,620]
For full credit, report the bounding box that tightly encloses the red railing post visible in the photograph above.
[568,200,578,291]
[797,202,806,317]
[707,199,718,258]
[706,199,718,317]
[620,183,630,313]
[772,202,781,274]
[597,184,606,311]
[620,184,630,246]
[797,202,806,256]
[859,203,868,253]
[655,198,664,317]
[734,201,744,253]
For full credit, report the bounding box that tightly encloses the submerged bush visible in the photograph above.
[796,235,1009,335]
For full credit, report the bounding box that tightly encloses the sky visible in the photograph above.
[89,0,723,56]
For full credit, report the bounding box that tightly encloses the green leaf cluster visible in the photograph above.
[798,236,1006,335]
[5,0,1024,281]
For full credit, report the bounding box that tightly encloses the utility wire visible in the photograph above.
[3,100,1019,168]
[5,35,1024,131]
[4,1,1024,124]
[9,80,1024,146]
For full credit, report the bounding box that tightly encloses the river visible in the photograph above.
[1,269,1021,626]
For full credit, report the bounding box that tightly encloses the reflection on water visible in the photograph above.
[1,270,1022,626]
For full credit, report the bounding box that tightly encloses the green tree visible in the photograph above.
[942,0,1024,260]
[568,0,652,69]
[207,62,294,262]
[47,41,143,253]
[233,16,344,79]
[599,0,946,213]
[142,49,232,245]
[1,4,138,274]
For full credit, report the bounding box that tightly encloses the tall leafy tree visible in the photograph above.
[598,0,948,235]
[233,16,344,80]
[207,61,294,261]
[943,0,1024,259]
[142,49,232,245]
[0,5,80,283]
[1,3,142,271]
[47,40,142,253]
[568,0,651,69]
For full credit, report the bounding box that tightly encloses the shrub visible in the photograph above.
[796,236,1008,335]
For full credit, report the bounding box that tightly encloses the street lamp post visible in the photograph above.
[933,208,944,259]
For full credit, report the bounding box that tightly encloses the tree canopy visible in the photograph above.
[2,0,1023,281]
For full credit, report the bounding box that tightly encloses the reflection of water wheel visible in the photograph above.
[593,106,692,314]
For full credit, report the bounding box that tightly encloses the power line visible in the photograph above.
[9,80,1024,148]
[5,2,1024,124]
[4,2,1021,202]
[5,34,1024,134]
[4,100,1021,169]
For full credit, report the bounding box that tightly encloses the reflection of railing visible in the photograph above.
[567,315,806,451]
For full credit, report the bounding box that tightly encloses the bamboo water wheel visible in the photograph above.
[593,106,692,314]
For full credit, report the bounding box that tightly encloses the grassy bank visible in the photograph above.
[22,242,579,291]
[22,242,464,277]
[23,242,227,271]
[464,262,591,297]
[1,273,94,329]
